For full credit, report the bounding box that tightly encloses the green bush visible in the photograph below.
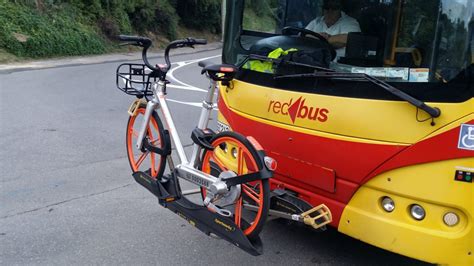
[244,0,276,17]
[0,2,106,58]
[128,0,156,33]
[154,0,178,40]
[112,8,132,35]
[176,0,221,34]
[0,0,221,59]
[127,0,178,40]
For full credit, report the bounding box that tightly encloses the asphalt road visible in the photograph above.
[0,48,431,265]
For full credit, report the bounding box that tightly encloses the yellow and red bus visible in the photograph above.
[217,0,473,264]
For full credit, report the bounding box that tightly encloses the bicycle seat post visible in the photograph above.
[199,79,218,129]
[190,78,218,167]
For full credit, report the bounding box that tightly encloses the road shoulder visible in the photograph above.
[0,42,222,73]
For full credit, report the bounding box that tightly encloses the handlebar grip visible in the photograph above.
[192,39,207,45]
[117,35,152,48]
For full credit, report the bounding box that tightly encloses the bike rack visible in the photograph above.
[132,170,264,256]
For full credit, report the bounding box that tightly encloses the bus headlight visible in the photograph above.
[443,212,459,226]
[381,197,395,212]
[410,204,425,220]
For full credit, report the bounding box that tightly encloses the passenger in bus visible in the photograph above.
[305,0,360,58]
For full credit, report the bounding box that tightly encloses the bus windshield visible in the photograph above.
[231,0,473,84]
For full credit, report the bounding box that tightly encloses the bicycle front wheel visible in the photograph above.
[126,106,166,180]
[200,131,270,240]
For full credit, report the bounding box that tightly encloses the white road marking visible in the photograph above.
[168,54,221,91]
[135,54,222,107]
[166,54,221,108]
[167,84,207,92]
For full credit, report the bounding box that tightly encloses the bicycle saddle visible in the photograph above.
[198,60,237,83]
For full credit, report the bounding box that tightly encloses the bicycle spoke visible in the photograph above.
[135,152,148,167]
[234,197,242,227]
[150,138,161,145]
[131,128,139,138]
[150,152,157,176]
[242,184,260,205]
[147,130,160,176]
[210,153,228,171]
[237,146,244,175]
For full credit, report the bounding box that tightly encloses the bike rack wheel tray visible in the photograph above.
[132,170,264,256]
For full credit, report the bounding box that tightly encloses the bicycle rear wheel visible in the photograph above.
[126,106,166,179]
[200,131,270,240]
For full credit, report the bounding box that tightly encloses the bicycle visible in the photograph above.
[115,35,276,255]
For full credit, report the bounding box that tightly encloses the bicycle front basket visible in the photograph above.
[116,63,156,96]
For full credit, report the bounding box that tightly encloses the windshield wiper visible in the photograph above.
[239,54,440,118]
[275,72,441,119]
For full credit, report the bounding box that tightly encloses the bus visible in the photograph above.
[216,0,473,264]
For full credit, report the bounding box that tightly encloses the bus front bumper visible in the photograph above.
[339,159,473,265]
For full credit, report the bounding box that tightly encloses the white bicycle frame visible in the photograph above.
[134,78,229,196]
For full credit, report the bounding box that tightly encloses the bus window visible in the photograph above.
[433,0,473,81]
[232,0,473,85]
[284,0,320,29]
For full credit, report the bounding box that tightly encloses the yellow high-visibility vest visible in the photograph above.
[243,48,298,73]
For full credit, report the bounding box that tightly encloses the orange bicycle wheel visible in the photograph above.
[200,131,270,240]
[126,106,166,180]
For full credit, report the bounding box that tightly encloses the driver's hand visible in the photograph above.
[319,32,331,40]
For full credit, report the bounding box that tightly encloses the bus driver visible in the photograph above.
[305,0,360,58]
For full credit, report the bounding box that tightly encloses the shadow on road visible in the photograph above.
[260,219,432,265]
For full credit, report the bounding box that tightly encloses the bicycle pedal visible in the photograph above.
[300,204,332,230]
[161,196,177,203]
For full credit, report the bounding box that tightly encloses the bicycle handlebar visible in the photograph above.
[117,35,152,48]
[117,35,207,75]
[164,38,207,70]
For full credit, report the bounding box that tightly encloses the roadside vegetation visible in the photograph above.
[0,0,223,62]
[243,0,278,33]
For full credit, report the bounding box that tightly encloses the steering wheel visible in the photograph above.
[281,26,336,60]
[282,26,328,43]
